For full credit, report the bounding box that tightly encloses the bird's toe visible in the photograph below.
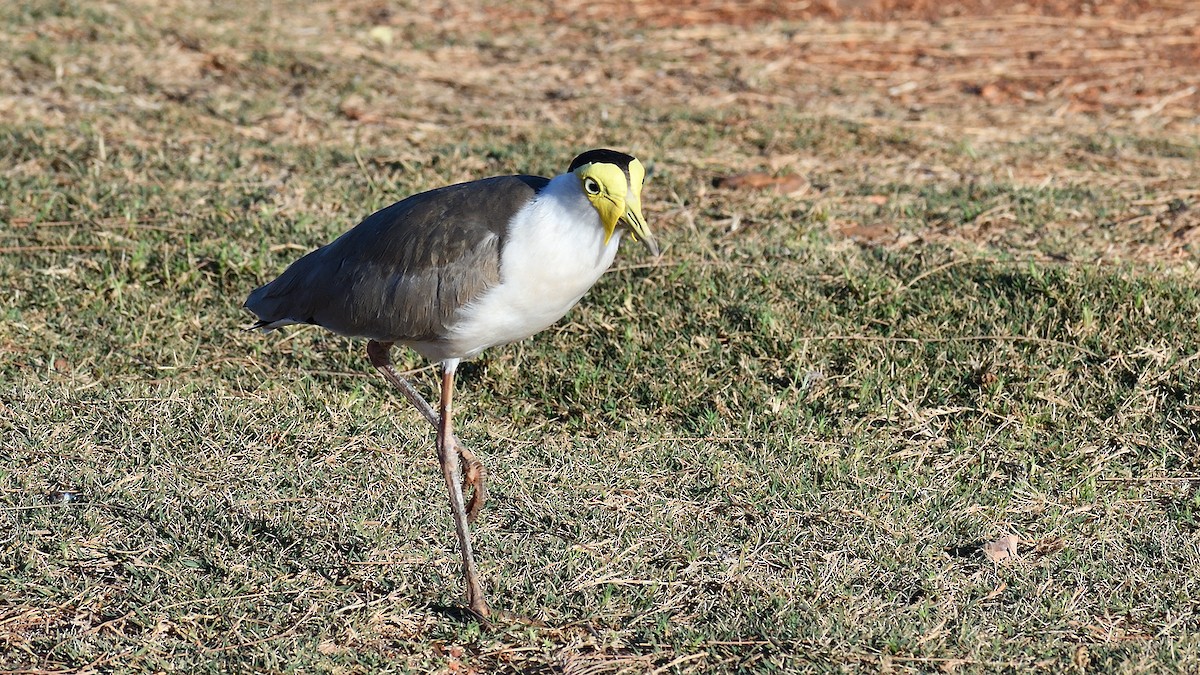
[459,443,488,522]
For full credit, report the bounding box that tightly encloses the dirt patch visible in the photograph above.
[2,0,1197,262]
[606,0,1181,25]
[596,1,1200,115]
[422,1,1200,133]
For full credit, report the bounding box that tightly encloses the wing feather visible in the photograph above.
[245,174,550,343]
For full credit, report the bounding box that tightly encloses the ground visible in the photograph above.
[2,1,1199,673]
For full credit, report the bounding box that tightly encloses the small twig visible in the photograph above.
[609,260,671,272]
[154,588,324,614]
[1098,476,1200,482]
[657,436,748,442]
[0,503,89,513]
[353,147,379,193]
[1131,86,1197,121]
[44,610,137,662]
[201,603,319,654]
[802,333,1102,359]
[894,258,981,293]
[570,578,687,592]
[647,652,708,675]
[0,245,126,254]
[1,660,108,675]
[268,242,312,253]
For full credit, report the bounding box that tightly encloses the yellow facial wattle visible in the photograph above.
[575,158,657,256]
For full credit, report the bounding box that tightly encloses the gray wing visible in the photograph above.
[245,174,550,343]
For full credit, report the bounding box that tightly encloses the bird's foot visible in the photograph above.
[455,438,487,523]
[466,590,492,624]
[462,591,545,629]
[466,603,547,629]
[490,608,548,627]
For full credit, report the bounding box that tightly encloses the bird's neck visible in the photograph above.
[535,173,622,260]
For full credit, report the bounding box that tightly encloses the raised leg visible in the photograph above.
[366,340,486,521]
[437,359,491,619]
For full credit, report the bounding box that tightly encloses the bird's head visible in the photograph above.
[569,149,659,257]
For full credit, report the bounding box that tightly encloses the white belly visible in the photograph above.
[416,182,621,362]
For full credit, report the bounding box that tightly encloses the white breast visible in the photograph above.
[430,174,621,361]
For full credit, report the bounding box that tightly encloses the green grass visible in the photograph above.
[4,1,1200,672]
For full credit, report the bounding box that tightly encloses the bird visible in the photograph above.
[244,149,657,620]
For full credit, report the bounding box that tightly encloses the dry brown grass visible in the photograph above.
[4,0,1196,262]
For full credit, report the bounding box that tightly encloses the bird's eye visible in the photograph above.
[583,177,601,195]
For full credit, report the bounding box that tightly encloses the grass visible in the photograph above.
[4,0,1200,672]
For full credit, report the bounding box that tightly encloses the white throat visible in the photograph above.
[431,173,622,360]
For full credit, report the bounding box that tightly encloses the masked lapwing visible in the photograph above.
[245,149,657,620]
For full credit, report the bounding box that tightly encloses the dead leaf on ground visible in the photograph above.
[1073,645,1090,670]
[367,25,395,47]
[980,582,1008,602]
[839,221,896,245]
[339,95,381,123]
[1031,537,1065,556]
[713,172,810,195]
[982,534,1020,563]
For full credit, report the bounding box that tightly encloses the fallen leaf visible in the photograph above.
[339,95,365,118]
[1031,537,1065,556]
[714,172,809,195]
[1073,645,1090,670]
[982,534,1019,563]
[839,221,895,244]
[367,25,395,47]
[974,83,1005,104]
[317,640,340,655]
[339,95,379,123]
[980,581,1008,601]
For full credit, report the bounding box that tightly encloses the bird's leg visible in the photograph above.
[438,360,492,620]
[366,340,487,522]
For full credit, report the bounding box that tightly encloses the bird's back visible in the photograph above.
[245,174,550,345]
